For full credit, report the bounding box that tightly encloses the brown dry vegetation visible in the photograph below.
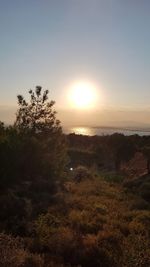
[1,88,150,267]
[0,170,150,267]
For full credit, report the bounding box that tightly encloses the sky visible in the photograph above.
[0,0,150,126]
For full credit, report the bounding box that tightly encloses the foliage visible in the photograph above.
[15,86,67,181]
[0,86,68,235]
[101,172,124,183]
[15,86,59,133]
[72,165,93,182]
[0,233,44,267]
[1,94,150,266]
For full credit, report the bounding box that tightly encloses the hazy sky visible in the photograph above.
[0,0,150,126]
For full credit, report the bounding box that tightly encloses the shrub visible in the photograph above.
[69,209,105,234]
[140,182,150,202]
[102,172,124,183]
[130,199,149,211]
[73,166,93,182]
[128,210,150,236]
[0,233,44,267]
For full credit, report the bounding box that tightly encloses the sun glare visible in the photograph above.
[69,81,97,109]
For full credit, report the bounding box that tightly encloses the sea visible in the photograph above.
[63,126,150,136]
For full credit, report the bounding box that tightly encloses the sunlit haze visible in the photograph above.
[1,1,150,128]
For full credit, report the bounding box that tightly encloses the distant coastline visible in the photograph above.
[92,125,150,133]
[63,125,150,136]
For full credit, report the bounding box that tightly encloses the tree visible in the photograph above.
[107,134,135,170]
[15,86,60,134]
[0,126,23,191]
[14,86,67,190]
[0,121,4,134]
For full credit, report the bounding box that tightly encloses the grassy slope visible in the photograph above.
[34,174,150,267]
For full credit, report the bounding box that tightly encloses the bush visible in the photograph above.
[0,233,44,267]
[130,199,149,211]
[140,182,150,202]
[73,166,93,182]
[102,172,124,183]
[128,210,150,235]
[69,209,105,234]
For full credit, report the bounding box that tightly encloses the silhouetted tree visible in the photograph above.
[107,134,135,170]
[0,87,68,234]
[14,86,67,184]
[0,121,4,133]
[15,86,60,134]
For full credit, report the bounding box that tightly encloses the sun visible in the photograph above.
[69,81,97,109]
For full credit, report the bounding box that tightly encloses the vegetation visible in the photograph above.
[0,86,150,266]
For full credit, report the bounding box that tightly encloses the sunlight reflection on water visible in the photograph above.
[63,126,150,136]
[69,127,95,136]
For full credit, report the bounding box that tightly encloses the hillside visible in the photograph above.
[1,170,150,267]
[1,91,150,266]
